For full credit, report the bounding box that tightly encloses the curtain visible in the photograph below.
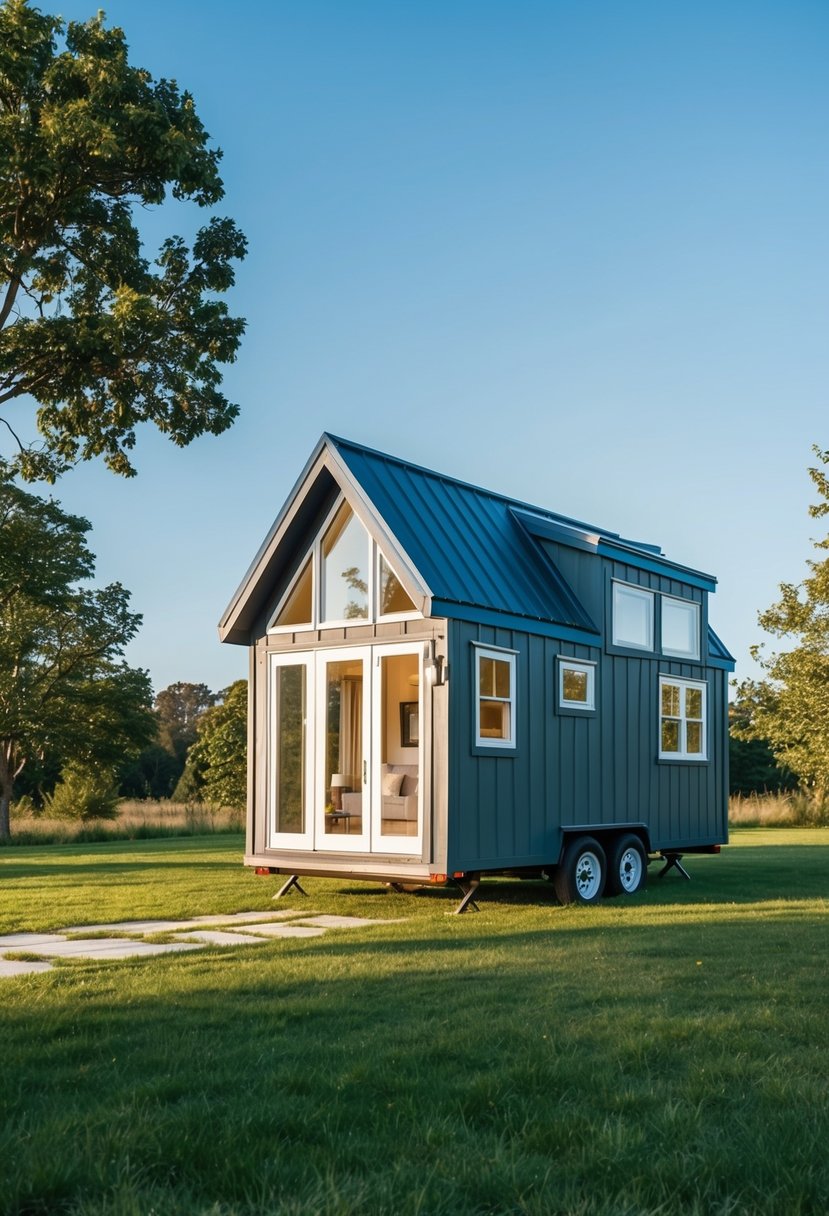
[339,676,363,788]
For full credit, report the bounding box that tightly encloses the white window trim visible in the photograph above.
[375,548,421,623]
[659,675,707,761]
[266,495,424,634]
[661,595,701,661]
[319,500,373,628]
[473,643,517,750]
[612,580,655,652]
[558,658,596,710]
[267,554,316,634]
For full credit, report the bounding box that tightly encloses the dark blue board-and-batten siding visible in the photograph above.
[445,618,729,874]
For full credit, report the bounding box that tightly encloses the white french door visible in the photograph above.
[315,647,372,852]
[268,644,423,856]
[268,653,314,849]
[370,642,424,856]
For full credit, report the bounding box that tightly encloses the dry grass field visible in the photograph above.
[7,799,243,845]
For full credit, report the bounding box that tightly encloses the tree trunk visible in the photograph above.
[0,750,11,840]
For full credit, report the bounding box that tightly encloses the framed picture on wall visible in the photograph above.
[400,701,419,747]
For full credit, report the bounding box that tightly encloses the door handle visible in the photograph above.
[363,761,367,785]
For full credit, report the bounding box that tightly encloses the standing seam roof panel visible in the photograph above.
[332,438,597,631]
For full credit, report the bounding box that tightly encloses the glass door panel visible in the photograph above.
[269,655,313,848]
[371,645,423,855]
[317,649,370,851]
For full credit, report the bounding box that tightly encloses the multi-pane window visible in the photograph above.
[559,659,596,710]
[475,647,516,749]
[659,676,706,760]
[661,596,700,660]
[612,582,654,650]
[269,497,421,630]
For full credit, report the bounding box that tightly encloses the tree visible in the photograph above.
[155,681,217,763]
[173,679,246,809]
[734,446,829,798]
[0,0,246,481]
[0,471,155,836]
[728,700,796,796]
[119,681,217,798]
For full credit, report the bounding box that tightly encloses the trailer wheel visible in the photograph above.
[606,834,648,897]
[553,836,606,905]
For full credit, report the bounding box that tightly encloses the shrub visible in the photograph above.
[42,766,121,821]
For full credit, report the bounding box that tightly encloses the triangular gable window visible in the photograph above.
[269,496,421,631]
[378,552,416,616]
[321,501,369,623]
[274,557,313,628]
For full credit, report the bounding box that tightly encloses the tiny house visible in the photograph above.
[219,435,734,907]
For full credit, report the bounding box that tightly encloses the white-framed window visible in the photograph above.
[659,676,707,761]
[377,551,417,618]
[270,557,313,631]
[612,581,654,651]
[474,645,517,749]
[321,500,370,623]
[558,658,596,710]
[661,596,700,660]
[267,496,422,633]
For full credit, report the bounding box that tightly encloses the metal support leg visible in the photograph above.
[452,876,481,914]
[274,874,308,899]
[658,853,691,881]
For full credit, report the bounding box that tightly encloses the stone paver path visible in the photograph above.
[0,908,400,978]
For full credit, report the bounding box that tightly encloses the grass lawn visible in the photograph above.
[1,830,828,1216]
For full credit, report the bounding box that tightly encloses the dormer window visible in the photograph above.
[661,596,700,660]
[612,582,654,651]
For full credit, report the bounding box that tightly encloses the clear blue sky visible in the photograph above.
[20,0,829,694]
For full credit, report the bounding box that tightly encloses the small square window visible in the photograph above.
[612,582,654,651]
[559,659,596,711]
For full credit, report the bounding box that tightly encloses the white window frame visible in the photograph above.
[267,555,315,634]
[268,496,424,635]
[558,658,596,711]
[661,595,700,660]
[612,581,655,652]
[658,675,707,761]
[268,652,314,847]
[375,548,421,622]
[319,499,373,628]
[473,644,517,750]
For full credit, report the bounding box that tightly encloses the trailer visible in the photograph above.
[219,435,734,909]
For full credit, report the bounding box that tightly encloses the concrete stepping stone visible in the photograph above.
[61,920,196,934]
[61,910,311,935]
[0,932,67,947]
[27,938,203,959]
[175,930,273,946]
[241,923,326,939]
[294,915,397,928]
[0,958,54,977]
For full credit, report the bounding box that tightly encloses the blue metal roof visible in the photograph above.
[329,435,600,636]
[221,434,732,658]
[707,626,736,670]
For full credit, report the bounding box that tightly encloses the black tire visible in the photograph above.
[605,833,648,897]
[553,835,606,905]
